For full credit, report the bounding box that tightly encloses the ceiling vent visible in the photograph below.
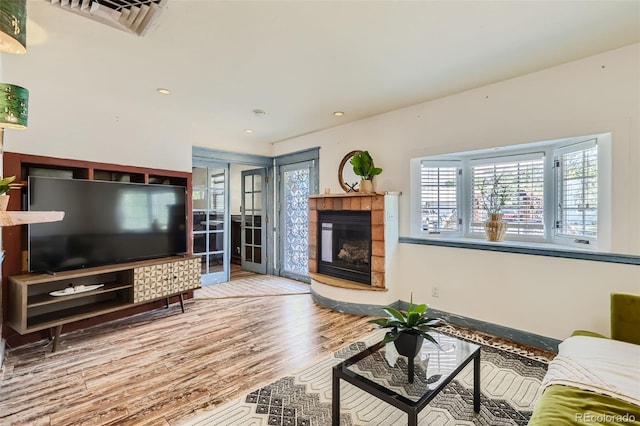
[46,0,168,36]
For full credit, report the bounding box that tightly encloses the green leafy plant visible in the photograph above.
[0,176,17,195]
[368,293,445,347]
[479,174,511,214]
[350,151,383,180]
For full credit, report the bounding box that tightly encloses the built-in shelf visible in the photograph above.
[0,211,65,227]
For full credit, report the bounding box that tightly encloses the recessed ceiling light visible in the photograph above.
[157,88,171,95]
[244,129,254,133]
[333,111,345,117]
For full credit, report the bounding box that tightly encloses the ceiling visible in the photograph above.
[19,0,640,147]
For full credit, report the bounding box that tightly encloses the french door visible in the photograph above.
[278,160,317,281]
[192,161,229,285]
[241,168,267,274]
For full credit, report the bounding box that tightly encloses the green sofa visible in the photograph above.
[528,293,640,426]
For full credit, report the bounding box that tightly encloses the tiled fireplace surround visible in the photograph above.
[309,193,387,289]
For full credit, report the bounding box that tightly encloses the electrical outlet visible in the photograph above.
[432,287,440,298]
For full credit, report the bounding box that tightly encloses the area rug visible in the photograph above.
[184,329,549,426]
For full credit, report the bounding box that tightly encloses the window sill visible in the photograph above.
[398,236,640,265]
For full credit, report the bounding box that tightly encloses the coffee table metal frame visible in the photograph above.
[332,338,481,426]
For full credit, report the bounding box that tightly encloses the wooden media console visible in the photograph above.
[8,256,200,352]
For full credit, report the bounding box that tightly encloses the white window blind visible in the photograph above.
[471,155,545,235]
[555,142,598,239]
[420,162,459,232]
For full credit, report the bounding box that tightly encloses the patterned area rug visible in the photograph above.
[184,329,549,426]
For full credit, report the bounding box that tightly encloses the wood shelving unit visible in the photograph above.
[1,152,195,349]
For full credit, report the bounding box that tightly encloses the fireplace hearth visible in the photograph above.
[318,211,371,285]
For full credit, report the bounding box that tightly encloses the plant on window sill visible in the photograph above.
[478,175,510,241]
[478,174,511,214]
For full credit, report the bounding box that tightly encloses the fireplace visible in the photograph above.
[318,210,371,285]
[309,193,389,289]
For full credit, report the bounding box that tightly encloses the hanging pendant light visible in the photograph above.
[0,83,28,129]
[0,82,28,152]
[0,0,27,54]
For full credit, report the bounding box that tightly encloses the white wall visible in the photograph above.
[0,58,194,172]
[273,44,640,340]
[0,5,270,172]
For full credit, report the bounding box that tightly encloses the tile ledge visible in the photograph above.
[309,272,387,291]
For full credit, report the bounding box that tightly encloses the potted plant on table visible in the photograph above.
[350,150,382,194]
[478,174,511,242]
[368,294,445,382]
[0,176,17,211]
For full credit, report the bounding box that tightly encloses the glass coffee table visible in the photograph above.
[332,333,481,426]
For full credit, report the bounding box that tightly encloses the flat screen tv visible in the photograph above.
[28,176,188,273]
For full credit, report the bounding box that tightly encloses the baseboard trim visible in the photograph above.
[311,289,561,353]
[310,288,387,316]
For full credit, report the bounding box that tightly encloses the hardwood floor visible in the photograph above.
[0,285,373,425]
[194,274,310,299]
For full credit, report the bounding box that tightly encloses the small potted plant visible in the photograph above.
[368,294,445,382]
[350,150,382,194]
[0,176,17,211]
[478,174,511,241]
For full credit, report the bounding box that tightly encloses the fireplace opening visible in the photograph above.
[318,210,371,285]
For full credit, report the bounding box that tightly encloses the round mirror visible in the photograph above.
[339,150,362,192]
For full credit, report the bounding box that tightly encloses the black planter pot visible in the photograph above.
[393,332,424,383]
[393,332,424,358]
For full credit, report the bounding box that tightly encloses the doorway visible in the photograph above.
[192,147,318,285]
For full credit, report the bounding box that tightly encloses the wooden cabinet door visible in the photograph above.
[173,257,201,293]
[134,257,200,303]
[133,263,172,303]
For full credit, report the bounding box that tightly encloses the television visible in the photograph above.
[28,176,188,273]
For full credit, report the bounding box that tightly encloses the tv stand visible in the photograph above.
[8,256,200,352]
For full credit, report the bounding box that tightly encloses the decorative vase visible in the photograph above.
[360,179,374,194]
[484,212,508,242]
[0,194,9,211]
[393,332,424,383]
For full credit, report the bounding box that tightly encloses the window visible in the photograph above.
[420,161,460,233]
[412,134,608,250]
[471,154,544,236]
[555,140,598,244]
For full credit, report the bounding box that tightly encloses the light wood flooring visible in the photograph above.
[0,276,373,426]
[195,274,310,299]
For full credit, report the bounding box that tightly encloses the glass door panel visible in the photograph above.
[241,168,267,274]
[278,160,317,282]
[192,164,229,284]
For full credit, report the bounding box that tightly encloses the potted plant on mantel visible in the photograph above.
[479,174,511,242]
[350,150,382,194]
[0,176,17,212]
[368,294,445,382]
